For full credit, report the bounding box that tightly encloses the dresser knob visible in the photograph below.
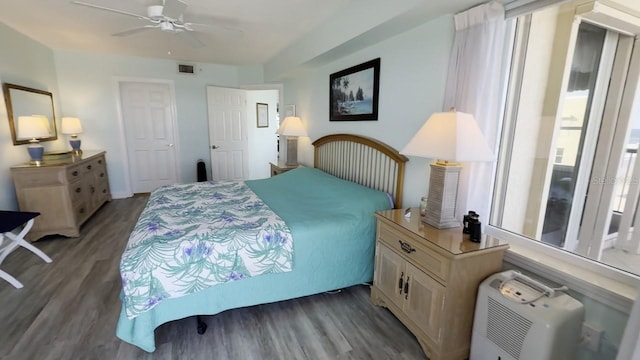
[75,187,81,193]
[100,173,104,177]
[72,170,79,176]
[87,165,92,170]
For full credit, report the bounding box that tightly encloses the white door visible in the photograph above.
[206,86,248,180]
[120,81,178,193]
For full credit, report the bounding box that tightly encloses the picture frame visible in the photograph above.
[330,58,380,121]
[284,104,296,117]
[257,102,268,128]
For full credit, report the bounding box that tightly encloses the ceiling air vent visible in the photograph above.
[178,63,196,75]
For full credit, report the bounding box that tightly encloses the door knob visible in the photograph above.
[211,145,219,149]
[167,143,174,148]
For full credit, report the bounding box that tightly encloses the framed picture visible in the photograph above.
[284,104,296,117]
[330,58,380,121]
[257,102,268,128]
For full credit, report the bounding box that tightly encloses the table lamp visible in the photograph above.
[276,116,308,166]
[400,109,493,229]
[17,116,50,165]
[61,117,84,154]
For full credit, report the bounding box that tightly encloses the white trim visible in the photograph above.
[504,0,569,19]
[487,225,638,313]
[113,76,181,194]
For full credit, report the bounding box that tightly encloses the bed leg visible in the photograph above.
[196,315,207,335]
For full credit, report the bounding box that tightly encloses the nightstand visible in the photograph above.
[371,208,508,360]
[269,161,298,177]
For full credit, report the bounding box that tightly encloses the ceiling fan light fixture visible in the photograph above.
[147,5,164,20]
[160,21,175,32]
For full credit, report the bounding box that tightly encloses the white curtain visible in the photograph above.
[618,287,640,359]
[443,0,506,224]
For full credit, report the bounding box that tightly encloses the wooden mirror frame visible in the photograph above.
[3,83,57,145]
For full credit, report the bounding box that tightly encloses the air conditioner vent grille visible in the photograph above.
[486,297,533,359]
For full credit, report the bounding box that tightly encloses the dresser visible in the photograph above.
[371,208,508,360]
[10,151,112,241]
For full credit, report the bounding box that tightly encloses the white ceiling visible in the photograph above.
[1,0,350,66]
[1,0,489,68]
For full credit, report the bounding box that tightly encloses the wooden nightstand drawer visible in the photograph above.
[378,221,450,283]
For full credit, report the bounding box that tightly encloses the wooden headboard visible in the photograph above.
[312,134,408,209]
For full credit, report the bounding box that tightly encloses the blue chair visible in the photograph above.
[0,211,52,288]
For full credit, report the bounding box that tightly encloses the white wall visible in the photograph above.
[246,89,279,179]
[53,50,263,198]
[283,15,456,208]
[0,23,67,210]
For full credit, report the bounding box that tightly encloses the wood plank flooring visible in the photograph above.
[0,195,427,359]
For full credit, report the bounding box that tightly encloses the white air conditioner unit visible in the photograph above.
[470,270,584,360]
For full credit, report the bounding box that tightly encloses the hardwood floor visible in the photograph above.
[0,195,428,359]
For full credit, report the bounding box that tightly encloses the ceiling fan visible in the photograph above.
[71,0,241,48]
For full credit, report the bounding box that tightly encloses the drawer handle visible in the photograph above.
[100,172,105,177]
[398,240,416,254]
[98,159,103,164]
[90,186,95,194]
[72,170,79,176]
[398,272,404,293]
[75,187,82,193]
[87,165,92,170]
[102,189,107,194]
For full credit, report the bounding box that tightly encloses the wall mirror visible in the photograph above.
[3,83,57,145]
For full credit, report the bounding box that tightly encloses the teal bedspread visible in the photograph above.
[116,167,392,352]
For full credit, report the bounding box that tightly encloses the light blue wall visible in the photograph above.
[283,15,455,208]
[53,50,263,198]
[0,23,66,210]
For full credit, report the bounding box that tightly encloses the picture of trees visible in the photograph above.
[330,58,380,121]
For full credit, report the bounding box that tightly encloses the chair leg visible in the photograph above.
[4,219,52,263]
[0,269,23,289]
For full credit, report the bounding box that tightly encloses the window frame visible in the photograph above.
[488,0,640,310]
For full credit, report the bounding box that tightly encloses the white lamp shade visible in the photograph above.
[400,111,494,162]
[17,116,50,140]
[61,117,83,135]
[276,116,308,137]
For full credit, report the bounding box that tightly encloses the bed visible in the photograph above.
[116,134,408,352]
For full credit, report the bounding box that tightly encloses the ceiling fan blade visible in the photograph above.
[185,23,244,37]
[162,0,187,21]
[112,25,159,37]
[71,1,149,20]
[176,30,204,48]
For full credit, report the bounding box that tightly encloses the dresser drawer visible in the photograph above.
[67,165,83,180]
[378,222,450,283]
[69,181,85,203]
[81,158,98,174]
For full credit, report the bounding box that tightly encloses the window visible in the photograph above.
[491,1,640,276]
